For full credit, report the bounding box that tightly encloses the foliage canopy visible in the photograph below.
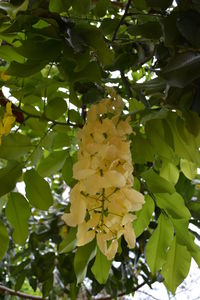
[0,0,200,299]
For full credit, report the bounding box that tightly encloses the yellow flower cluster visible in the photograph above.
[62,89,144,260]
[0,102,15,145]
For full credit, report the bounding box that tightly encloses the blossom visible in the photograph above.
[62,88,144,260]
[0,102,15,144]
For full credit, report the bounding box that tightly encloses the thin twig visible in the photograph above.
[20,108,82,128]
[136,290,161,300]
[112,0,132,42]
[120,70,133,98]
[93,280,148,300]
[0,284,47,300]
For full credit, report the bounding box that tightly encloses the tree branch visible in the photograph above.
[20,108,82,128]
[0,285,47,300]
[112,0,132,42]
[93,280,148,300]
[120,70,133,98]
[136,290,161,300]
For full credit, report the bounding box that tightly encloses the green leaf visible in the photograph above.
[16,39,62,61]
[160,162,179,185]
[71,61,101,83]
[172,219,200,267]
[94,0,109,17]
[155,193,191,220]
[146,0,173,10]
[0,0,28,19]
[0,221,9,261]
[161,236,191,294]
[134,0,148,10]
[142,169,175,194]
[24,169,53,210]
[180,159,197,180]
[128,22,162,40]
[100,18,120,36]
[132,135,155,163]
[49,0,72,12]
[5,192,30,245]
[133,195,155,238]
[0,133,32,160]
[168,115,200,164]
[0,45,25,63]
[177,11,200,48]
[59,227,77,254]
[45,98,67,120]
[72,0,91,15]
[161,52,200,87]
[7,60,47,77]
[91,247,112,284]
[145,214,174,275]
[145,119,176,161]
[37,150,67,177]
[62,156,74,186]
[74,239,96,284]
[75,24,114,65]
[0,161,22,197]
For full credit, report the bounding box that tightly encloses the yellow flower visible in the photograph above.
[62,88,144,260]
[0,102,15,144]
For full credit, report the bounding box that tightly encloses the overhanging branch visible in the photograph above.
[112,0,132,42]
[0,284,47,300]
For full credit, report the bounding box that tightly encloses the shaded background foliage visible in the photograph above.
[0,0,200,299]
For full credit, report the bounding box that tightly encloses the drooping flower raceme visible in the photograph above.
[62,89,144,260]
[0,102,15,145]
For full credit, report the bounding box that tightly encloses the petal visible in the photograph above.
[77,222,95,246]
[97,232,107,255]
[124,222,136,249]
[122,188,145,211]
[106,239,118,260]
[121,213,136,225]
[102,170,126,188]
[63,185,87,226]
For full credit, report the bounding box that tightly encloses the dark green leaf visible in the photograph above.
[0,161,22,197]
[49,0,72,12]
[146,0,173,10]
[0,221,9,261]
[5,192,30,245]
[161,52,200,87]
[24,169,53,210]
[94,0,109,17]
[37,150,67,177]
[128,22,162,39]
[45,98,67,120]
[7,60,47,77]
[0,133,32,160]
[72,0,91,15]
[59,227,77,254]
[0,45,25,63]
[177,11,200,48]
[62,156,74,186]
[16,39,62,61]
[74,239,96,284]
[91,247,111,284]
